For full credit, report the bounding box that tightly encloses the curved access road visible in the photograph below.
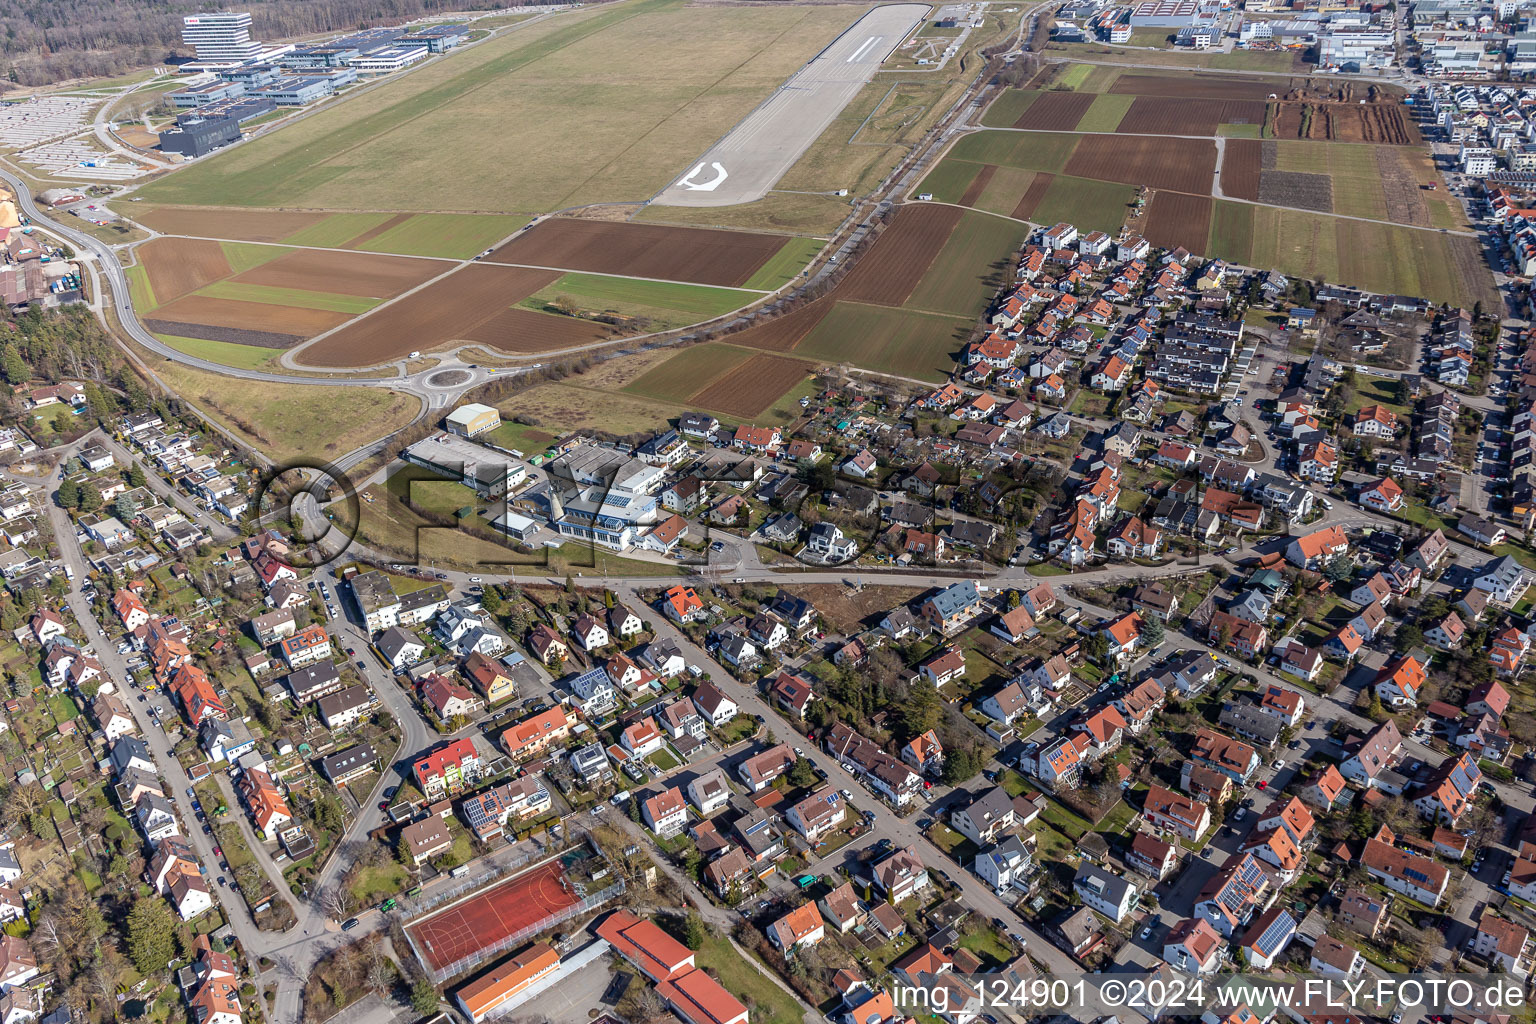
[0,167,530,398]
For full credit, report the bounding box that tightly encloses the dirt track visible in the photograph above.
[486,218,787,287]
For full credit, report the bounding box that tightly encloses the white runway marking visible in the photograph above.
[846,35,882,63]
[679,161,729,191]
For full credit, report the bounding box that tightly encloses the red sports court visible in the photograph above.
[406,861,580,973]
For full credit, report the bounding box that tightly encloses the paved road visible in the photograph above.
[625,587,1088,979]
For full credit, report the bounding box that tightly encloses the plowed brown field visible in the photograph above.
[1013,173,1055,220]
[838,204,961,307]
[1270,101,1417,145]
[1121,97,1268,136]
[690,352,811,417]
[233,249,442,298]
[138,237,232,306]
[1110,73,1290,101]
[1064,135,1216,193]
[144,320,300,349]
[960,165,999,207]
[1220,139,1263,201]
[134,206,330,242]
[1014,91,1094,130]
[295,264,561,367]
[464,308,613,353]
[486,219,786,287]
[1141,191,1213,254]
[731,298,834,352]
[344,213,412,248]
[150,295,352,338]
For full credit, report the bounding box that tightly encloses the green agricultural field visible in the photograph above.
[742,236,824,291]
[351,213,522,259]
[196,281,381,315]
[917,159,985,204]
[1217,123,1263,138]
[1271,140,1386,220]
[624,343,757,402]
[522,273,756,330]
[1076,93,1133,132]
[904,210,1024,318]
[944,130,1080,173]
[981,89,1039,128]
[1205,199,1491,307]
[221,242,291,273]
[133,0,866,214]
[1208,200,1255,262]
[126,263,155,311]
[971,166,1040,218]
[152,333,280,371]
[1032,175,1136,235]
[795,301,972,382]
[1058,64,1093,90]
[280,213,396,248]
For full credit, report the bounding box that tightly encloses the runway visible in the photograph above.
[650,3,929,208]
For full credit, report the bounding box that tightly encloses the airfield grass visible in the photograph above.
[795,302,970,382]
[220,242,292,273]
[905,210,1024,318]
[351,213,522,259]
[623,343,758,402]
[521,273,757,330]
[639,64,974,235]
[742,237,825,291]
[133,0,867,214]
[195,281,381,315]
[146,356,420,465]
[152,333,280,372]
[279,213,396,248]
[637,192,851,235]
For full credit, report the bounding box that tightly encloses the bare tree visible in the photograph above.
[365,944,393,996]
[317,884,350,920]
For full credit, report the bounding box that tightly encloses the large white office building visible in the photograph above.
[182,13,264,62]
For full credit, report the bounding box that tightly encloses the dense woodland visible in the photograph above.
[0,0,554,86]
